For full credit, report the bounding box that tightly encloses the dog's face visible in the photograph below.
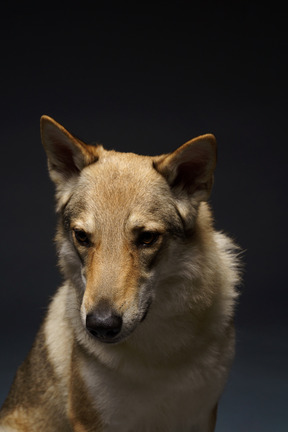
[61,156,184,344]
[41,116,216,344]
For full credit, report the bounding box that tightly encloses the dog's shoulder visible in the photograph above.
[0,285,73,431]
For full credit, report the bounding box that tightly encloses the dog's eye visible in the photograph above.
[73,229,90,246]
[138,231,159,247]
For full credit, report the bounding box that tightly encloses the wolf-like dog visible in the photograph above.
[0,116,240,432]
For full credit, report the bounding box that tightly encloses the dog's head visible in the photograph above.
[41,116,217,344]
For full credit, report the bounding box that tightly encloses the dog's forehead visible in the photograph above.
[81,151,166,201]
[66,150,175,228]
[87,150,155,178]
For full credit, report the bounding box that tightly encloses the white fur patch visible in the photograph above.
[44,285,73,392]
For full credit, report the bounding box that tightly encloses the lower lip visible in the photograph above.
[140,299,152,322]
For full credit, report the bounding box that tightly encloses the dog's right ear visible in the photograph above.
[40,115,100,186]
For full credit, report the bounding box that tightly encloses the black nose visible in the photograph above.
[86,301,122,342]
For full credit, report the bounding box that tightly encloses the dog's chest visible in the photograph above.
[81,357,220,432]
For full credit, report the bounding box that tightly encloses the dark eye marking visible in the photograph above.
[73,228,90,247]
[137,231,160,247]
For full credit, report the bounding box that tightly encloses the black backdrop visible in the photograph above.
[0,3,287,431]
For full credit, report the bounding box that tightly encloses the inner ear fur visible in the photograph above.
[154,134,217,201]
[40,115,100,185]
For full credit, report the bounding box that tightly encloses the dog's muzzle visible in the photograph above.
[86,300,122,343]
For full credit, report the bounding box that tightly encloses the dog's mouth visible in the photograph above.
[86,298,152,345]
[89,332,123,345]
[140,297,152,323]
[86,328,122,344]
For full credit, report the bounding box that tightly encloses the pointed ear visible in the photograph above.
[40,115,100,185]
[154,134,217,202]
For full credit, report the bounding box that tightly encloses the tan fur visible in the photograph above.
[0,116,240,432]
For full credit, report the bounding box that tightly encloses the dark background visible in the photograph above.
[0,2,287,431]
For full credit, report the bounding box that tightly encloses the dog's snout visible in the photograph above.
[86,302,122,342]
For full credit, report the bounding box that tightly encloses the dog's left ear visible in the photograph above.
[154,134,217,202]
[40,115,99,186]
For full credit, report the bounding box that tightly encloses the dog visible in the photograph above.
[0,116,240,432]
